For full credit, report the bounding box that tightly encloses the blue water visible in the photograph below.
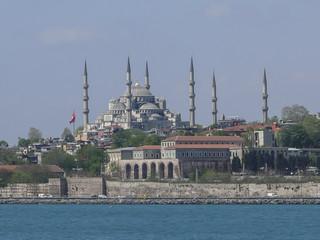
[0,204,318,240]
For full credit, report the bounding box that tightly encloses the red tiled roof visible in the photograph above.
[162,136,243,142]
[166,144,240,149]
[0,164,64,173]
[0,165,20,171]
[223,123,273,132]
[134,145,161,150]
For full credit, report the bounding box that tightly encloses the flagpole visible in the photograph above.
[73,121,75,136]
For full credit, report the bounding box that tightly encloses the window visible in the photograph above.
[190,152,193,157]
[199,152,202,157]
[204,152,207,157]
[208,152,211,157]
[221,152,224,157]
[213,153,216,157]
[217,153,220,157]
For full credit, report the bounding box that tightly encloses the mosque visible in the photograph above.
[92,58,186,131]
[80,57,269,134]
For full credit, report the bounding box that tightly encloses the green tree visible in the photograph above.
[42,148,76,173]
[0,148,24,165]
[75,126,84,134]
[281,104,309,123]
[10,170,33,183]
[276,153,289,172]
[302,116,320,147]
[267,115,279,123]
[18,138,30,147]
[28,127,42,140]
[76,145,108,176]
[243,150,257,171]
[231,157,241,172]
[112,129,145,148]
[143,134,163,145]
[277,124,311,148]
[212,130,228,136]
[241,127,254,151]
[0,140,8,148]
[61,128,75,142]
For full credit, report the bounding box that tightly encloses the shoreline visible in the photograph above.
[1,197,320,205]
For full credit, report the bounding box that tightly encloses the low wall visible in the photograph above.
[1,178,320,199]
[0,183,50,198]
[106,181,320,198]
[67,177,105,198]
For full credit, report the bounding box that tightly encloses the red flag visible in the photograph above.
[69,112,75,124]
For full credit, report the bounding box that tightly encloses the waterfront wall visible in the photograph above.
[1,178,320,198]
[106,181,320,198]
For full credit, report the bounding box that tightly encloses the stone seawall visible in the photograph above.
[106,181,320,198]
[1,178,320,199]
[1,198,320,205]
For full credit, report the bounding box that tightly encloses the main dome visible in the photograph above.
[131,86,153,97]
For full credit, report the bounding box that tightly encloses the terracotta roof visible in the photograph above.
[166,144,240,149]
[162,136,243,142]
[223,123,273,132]
[134,145,161,150]
[0,165,20,171]
[0,164,64,173]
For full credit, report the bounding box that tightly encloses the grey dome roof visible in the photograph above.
[151,113,161,117]
[140,102,159,110]
[131,86,153,97]
[109,102,126,110]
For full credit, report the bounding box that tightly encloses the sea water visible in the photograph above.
[0,204,319,240]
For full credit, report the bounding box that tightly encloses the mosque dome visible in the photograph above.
[109,102,126,110]
[139,102,159,110]
[131,86,153,97]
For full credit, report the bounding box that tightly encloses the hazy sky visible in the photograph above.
[1,0,320,145]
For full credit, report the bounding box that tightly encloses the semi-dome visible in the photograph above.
[109,102,126,110]
[139,102,159,110]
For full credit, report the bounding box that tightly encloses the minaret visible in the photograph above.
[189,56,196,127]
[212,68,218,125]
[83,59,89,133]
[145,58,150,90]
[262,68,269,123]
[126,57,132,128]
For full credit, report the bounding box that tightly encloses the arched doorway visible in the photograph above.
[126,164,131,179]
[142,163,147,179]
[134,164,139,179]
[159,163,165,178]
[168,162,173,178]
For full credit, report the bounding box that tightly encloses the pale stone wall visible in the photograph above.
[0,183,50,198]
[106,181,320,198]
[67,177,105,198]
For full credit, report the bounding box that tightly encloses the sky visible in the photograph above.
[1,0,320,146]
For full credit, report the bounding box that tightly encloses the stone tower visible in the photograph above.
[126,57,132,128]
[212,68,218,125]
[189,56,196,127]
[83,59,89,133]
[145,58,150,90]
[262,68,269,123]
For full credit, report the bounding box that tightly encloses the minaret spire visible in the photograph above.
[212,68,218,125]
[189,56,196,127]
[262,67,269,123]
[145,58,150,90]
[83,59,89,133]
[126,56,132,128]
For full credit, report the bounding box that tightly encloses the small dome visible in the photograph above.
[140,103,159,110]
[151,113,160,117]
